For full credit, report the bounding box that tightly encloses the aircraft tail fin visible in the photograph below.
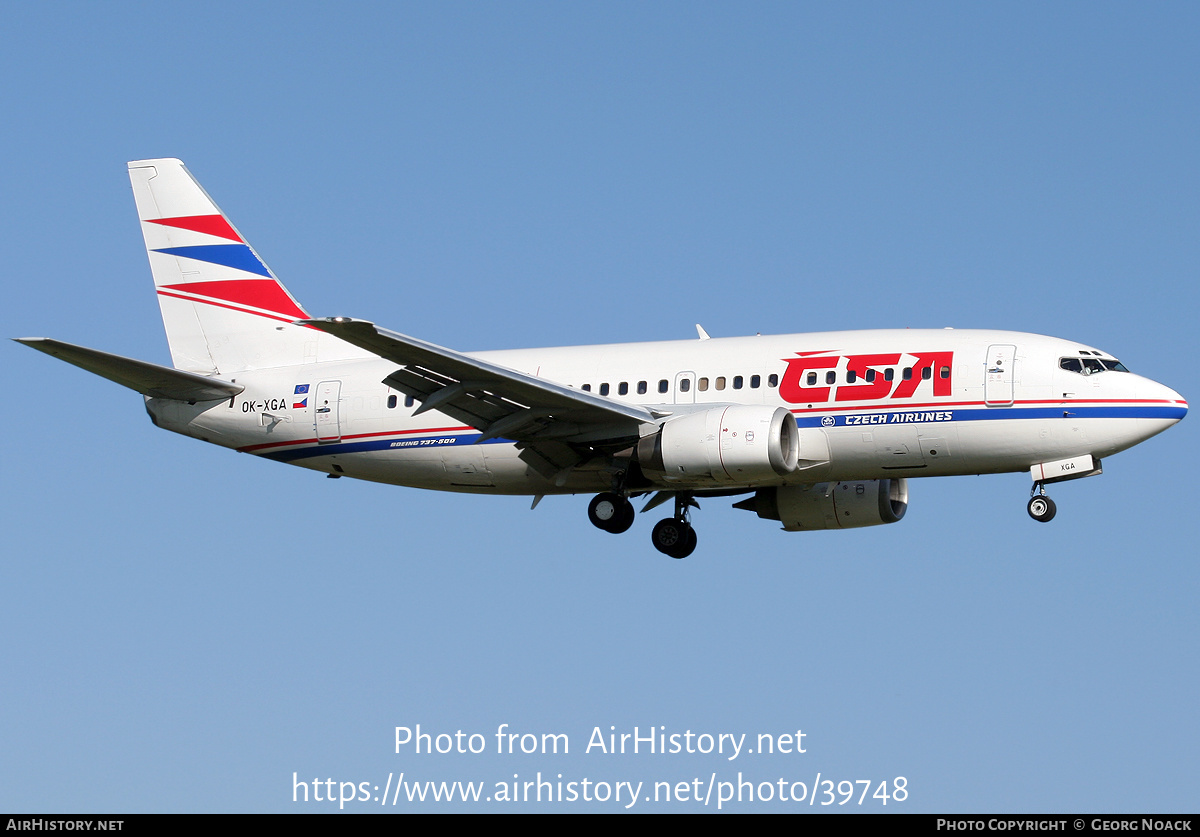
[128,159,357,374]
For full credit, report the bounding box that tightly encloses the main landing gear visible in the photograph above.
[651,493,699,559]
[587,492,635,534]
[1027,483,1057,523]
[651,517,697,559]
[587,490,699,558]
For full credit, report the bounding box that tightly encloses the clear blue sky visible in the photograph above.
[3,1,1197,813]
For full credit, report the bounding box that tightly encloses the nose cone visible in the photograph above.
[1134,377,1187,445]
[1151,380,1188,422]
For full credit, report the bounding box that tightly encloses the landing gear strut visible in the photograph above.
[651,494,698,559]
[1027,483,1057,523]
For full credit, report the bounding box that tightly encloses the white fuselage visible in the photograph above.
[144,328,1186,495]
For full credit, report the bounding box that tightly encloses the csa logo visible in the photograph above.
[780,351,954,405]
[821,416,835,427]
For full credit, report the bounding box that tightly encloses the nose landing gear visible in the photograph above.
[1024,455,1102,523]
[1027,483,1057,523]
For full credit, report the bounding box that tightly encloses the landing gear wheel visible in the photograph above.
[1027,495,1057,523]
[682,527,698,558]
[607,500,635,534]
[588,492,621,530]
[652,518,697,559]
[588,493,634,533]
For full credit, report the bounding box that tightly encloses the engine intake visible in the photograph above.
[734,479,908,531]
[637,406,799,485]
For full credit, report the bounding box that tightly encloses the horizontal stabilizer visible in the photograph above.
[15,338,244,402]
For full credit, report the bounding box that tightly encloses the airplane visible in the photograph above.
[16,158,1188,558]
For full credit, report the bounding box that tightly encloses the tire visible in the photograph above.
[607,500,635,534]
[669,526,698,559]
[1027,495,1057,523]
[589,493,633,533]
[652,518,693,558]
[588,493,621,530]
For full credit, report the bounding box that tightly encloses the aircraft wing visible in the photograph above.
[15,338,244,402]
[298,318,661,476]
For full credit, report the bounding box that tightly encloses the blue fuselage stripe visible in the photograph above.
[255,404,1184,462]
[793,404,1185,428]
[260,432,508,462]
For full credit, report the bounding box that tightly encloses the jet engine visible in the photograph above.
[734,479,908,531]
[636,406,799,484]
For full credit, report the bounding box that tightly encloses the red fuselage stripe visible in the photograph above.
[238,426,473,453]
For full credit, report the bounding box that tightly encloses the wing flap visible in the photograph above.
[16,338,244,402]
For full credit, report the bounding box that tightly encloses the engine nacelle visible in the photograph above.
[637,406,799,484]
[734,479,908,531]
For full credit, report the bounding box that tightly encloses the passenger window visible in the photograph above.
[582,384,592,392]
[600,383,610,396]
[922,366,932,380]
[750,375,760,388]
[768,374,778,387]
[940,366,950,379]
[679,378,691,392]
[902,368,913,381]
[825,371,836,385]
[846,370,857,383]
[698,377,709,392]
[658,379,669,394]
[638,381,647,394]
[885,368,894,382]
[866,369,876,383]
[733,376,743,389]
[618,382,628,395]
[716,376,726,391]
[387,395,397,409]
[405,396,415,408]
[807,372,817,386]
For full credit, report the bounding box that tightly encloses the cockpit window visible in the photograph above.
[1060,356,1130,375]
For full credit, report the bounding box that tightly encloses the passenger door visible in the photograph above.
[984,344,1016,406]
[314,380,342,442]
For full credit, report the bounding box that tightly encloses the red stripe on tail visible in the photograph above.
[161,279,309,319]
[147,214,243,242]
